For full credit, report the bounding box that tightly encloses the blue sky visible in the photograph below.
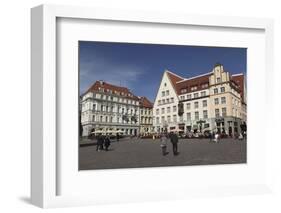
[79,41,246,102]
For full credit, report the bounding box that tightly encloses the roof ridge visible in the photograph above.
[103,81,129,90]
[165,70,184,80]
[176,71,213,83]
[232,73,244,77]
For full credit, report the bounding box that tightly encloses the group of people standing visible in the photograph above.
[160,132,179,156]
[96,134,111,151]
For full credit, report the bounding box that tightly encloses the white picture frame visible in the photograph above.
[31,4,274,208]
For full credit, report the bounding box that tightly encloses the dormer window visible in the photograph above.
[191,86,197,91]
[181,88,187,94]
[202,83,208,89]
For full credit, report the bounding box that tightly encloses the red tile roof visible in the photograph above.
[166,71,212,95]
[85,80,139,100]
[166,71,184,87]
[139,96,153,108]
[232,74,245,102]
[166,70,245,100]
[175,73,212,94]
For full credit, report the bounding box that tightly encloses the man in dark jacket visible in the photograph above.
[96,134,101,151]
[96,134,104,151]
[170,132,179,156]
[104,136,111,151]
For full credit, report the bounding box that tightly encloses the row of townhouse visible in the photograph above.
[153,63,247,136]
[80,63,247,137]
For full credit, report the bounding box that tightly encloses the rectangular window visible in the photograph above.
[221,97,226,104]
[100,116,103,122]
[215,109,220,118]
[167,107,171,113]
[186,113,191,121]
[92,115,95,122]
[194,101,199,109]
[194,93,199,98]
[203,110,208,119]
[180,96,185,100]
[203,100,207,107]
[171,97,174,103]
[161,108,165,114]
[156,117,159,124]
[161,116,165,124]
[179,116,183,122]
[173,105,177,112]
[158,100,161,105]
[186,94,191,99]
[220,87,225,93]
[93,104,96,111]
[217,77,221,83]
[195,111,199,120]
[222,107,227,117]
[215,98,219,105]
[214,88,218,94]
[166,90,169,96]
[200,91,206,97]
[173,115,177,122]
[186,103,191,110]
[167,115,171,122]
[162,91,165,97]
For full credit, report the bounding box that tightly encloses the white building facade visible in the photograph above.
[153,64,247,136]
[81,81,140,136]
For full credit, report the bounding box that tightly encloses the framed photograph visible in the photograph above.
[31,4,274,208]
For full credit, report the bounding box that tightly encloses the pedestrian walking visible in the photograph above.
[100,135,105,150]
[160,133,169,156]
[170,132,179,156]
[209,131,213,142]
[104,135,111,151]
[116,133,120,142]
[96,134,103,151]
[214,132,219,143]
[238,133,243,140]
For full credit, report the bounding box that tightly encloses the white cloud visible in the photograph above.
[80,58,144,94]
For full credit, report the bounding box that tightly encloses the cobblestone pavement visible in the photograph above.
[79,138,246,170]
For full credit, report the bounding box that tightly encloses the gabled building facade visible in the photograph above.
[139,97,153,135]
[153,63,247,136]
